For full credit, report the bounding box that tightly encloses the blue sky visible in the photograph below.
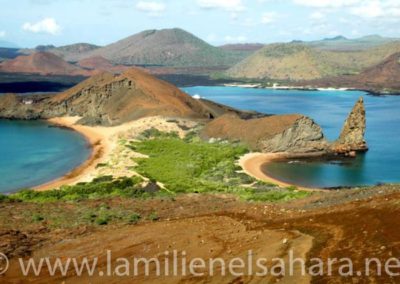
[1,0,400,47]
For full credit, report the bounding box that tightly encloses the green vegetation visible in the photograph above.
[131,135,309,202]
[148,212,160,221]
[128,213,142,224]
[0,130,310,206]
[32,214,45,222]
[226,41,400,81]
[6,176,162,203]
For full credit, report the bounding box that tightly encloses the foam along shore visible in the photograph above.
[239,152,326,191]
[224,82,353,91]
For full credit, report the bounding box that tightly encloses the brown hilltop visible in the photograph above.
[0,68,236,125]
[298,52,400,93]
[353,52,400,89]
[201,113,329,153]
[51,68,217,125]
[0,52,95,76]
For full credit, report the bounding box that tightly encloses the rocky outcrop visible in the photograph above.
[260,116,328,153]
[331,97,368,155]
[201,113,328,153]
[202,97,368,156]
[0,68,252,125]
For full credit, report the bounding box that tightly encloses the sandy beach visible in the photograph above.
[35,117,111,191]
[34,116,197,191]
[35,116,323,192]
[239,152,325,191]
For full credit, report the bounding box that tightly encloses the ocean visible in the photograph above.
[0,120,90,193]
[183,86,400,188]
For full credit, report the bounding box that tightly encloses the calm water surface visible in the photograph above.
[0,120,90,193]
[183,86,400,187]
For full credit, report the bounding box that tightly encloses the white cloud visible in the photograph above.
[293,0,361,8]
[136,1,166,16]
[310,11,325,20]
[0,31,5,38]
[350,1,400,19]
[197,0,245,12]
[350,1,384,18]
[22,18,61,35]
[261,12,278,24]
[224,35,247,43]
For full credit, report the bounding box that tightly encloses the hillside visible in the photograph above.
[306,35,400,51]
[84,28,243,67]
[302,52,400,92]
[20,43,100,62]
[0,68,236,125]
[0,52,95,76]
[355,52,400,85]
[226,44,332,81]
[77,56,130,73]
[226,41,400,81]
[219,43,264,52]
[219,43,264,61]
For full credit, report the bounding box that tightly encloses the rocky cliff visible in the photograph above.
[0,68,215,125]
[0,69,367,156]
[202,97,367,155]
[0,68,256,125]
[201,113,329,153]
[331,97,368,155]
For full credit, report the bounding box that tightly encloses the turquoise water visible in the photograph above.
[0,120,91,193]
[183,86,400,188]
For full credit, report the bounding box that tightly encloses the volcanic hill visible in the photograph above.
[226,41,400,81]
[299,52,400,93]
[84,28,243,67]
[0,52,95,76]
[0,68,238,125]
[20,43,100,62]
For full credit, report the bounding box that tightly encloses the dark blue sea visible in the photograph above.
[183,86,400,188]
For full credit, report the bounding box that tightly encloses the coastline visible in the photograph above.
[34,117,110,191]
[33,116,327,192]
[33,116,197,191]
[239,152,325,191]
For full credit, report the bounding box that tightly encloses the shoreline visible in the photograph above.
[33,116,197,191]
[239,152,326,192]
[34,117,110,191]
[33,117,327,192]
[222,82,400,96]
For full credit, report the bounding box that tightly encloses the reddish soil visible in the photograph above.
[1,185,400,283]
[0,52,96,76]
[300,52,400,93]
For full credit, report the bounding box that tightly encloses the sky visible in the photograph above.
[1,0,400,48]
